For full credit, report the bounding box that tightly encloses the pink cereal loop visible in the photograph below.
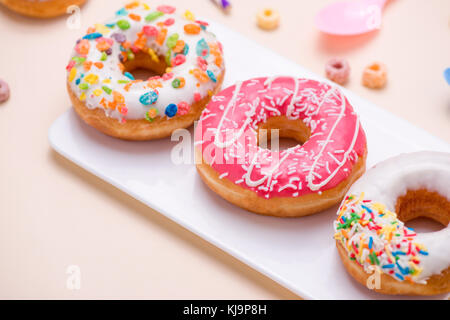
[325,58,350,85]
[362,62,387,89]
[0,79,10,103]
[195,77,367,199]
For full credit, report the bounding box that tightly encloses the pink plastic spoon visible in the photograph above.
[315,0,388,36]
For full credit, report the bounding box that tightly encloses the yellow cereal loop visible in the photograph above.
[148,48,159,63]
[68,68,77,82]
[184,10,195,21]
[95,23,110,35]
[85,74,99,85]
[256,8,280,30]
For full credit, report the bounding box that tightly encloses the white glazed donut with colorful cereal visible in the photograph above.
[195,77,368,217]
[66,2,225,140]
[334,152,450,295]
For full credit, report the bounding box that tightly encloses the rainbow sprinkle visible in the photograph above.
[334,193,428,283]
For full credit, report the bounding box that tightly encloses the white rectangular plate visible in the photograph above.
[49,21,450,299]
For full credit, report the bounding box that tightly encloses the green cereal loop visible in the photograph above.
[79,83,89,90]
[102,86,112,94]
[172,78,181,88]
[117,19,131,30]
[145,11,164,22]
[166,33,179,49]
[165,49,172,67]
[72,56,86,65]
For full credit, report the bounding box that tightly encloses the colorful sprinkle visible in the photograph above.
[124,72,135,80]
[145,108,158,122]
[83,32,103,40]
[157,5,176,14]
[165,103,178,117]
[184,23,201,35]
[183,10,195,21]
[102,86,112,94]
[145,11,164,22]
[196,39,210,58]
[117,19,131,30]
[207,70,217,82]
[334,194,430,284]
[167,33,179,49]
[171,77,186,88]
[177,101,190,115]
[140,91,158,105]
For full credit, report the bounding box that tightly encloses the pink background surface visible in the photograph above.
[0,0,449,299]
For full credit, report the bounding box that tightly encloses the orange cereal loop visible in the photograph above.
[107,100,117,110]
[122,41,131,49]
[193,69,209,83]
[124,80,142,92]
[129,13,141,21]
[256,8,280,30]
[184,24,201,35]
[96,40,111,52]
[94,62,104,69]
[362,62,387,89]
[134,36,147,49]
[173,40,185,53]
[76,39,90,55]
[99,98,107,109]
[147,79,163,89]
[215,56,223,68]
[156,28,168,46]
[125,1,140,9]
[83,61,92,72]
[112,91,125,103]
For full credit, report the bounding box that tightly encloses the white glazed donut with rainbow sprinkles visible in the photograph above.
[334,151,450,295]
[66,1,225,140]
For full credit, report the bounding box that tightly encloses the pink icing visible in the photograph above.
[195,77,367,199]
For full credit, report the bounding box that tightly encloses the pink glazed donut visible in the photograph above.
[195,77,368,217]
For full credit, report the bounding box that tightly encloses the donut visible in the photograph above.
[66,2,225,140]
[334,152,450,295]
[195,77,368,217]
[0,0,86,18]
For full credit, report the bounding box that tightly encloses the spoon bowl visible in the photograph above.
[315,0,388,36]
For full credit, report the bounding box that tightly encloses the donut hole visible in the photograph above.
[332,62,343,70]
[369,63,381,72]
[395,189,450,233]
[264,9,273,17]
[122,51,168,81]
[257,116,311,151]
